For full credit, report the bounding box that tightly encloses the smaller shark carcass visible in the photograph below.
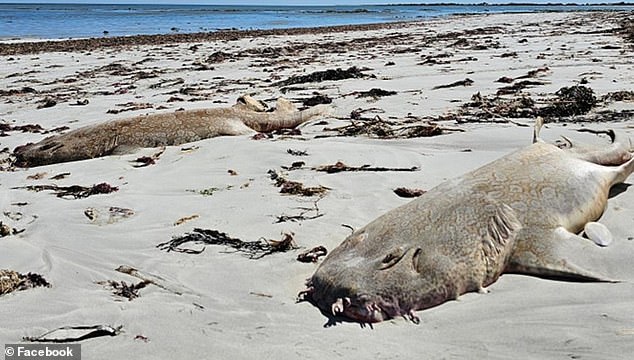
[13,95,330,167]
[301,118,634,324]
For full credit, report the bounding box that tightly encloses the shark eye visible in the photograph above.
[379,247,407,270]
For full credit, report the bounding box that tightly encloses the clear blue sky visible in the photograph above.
[3,0,621,4]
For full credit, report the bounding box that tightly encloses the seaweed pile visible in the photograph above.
[540,86,596,118]
[458,85,629,123]
[273,66,370,87]
[0,270,50,296]
[321,115,451,139]
[460,92,536,121]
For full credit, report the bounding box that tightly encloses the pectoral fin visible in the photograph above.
[506,227,616,282]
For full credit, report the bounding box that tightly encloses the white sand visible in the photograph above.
[1,11,634,359]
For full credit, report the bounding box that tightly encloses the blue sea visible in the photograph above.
[0,3,632,40]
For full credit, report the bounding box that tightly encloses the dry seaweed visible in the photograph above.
[349,107,385,120]
[276,212,323,223]
[157,228,298,259]
[0,86,38,96]
[460,92,537,120]
[456,82,622,123]
[320,116,448,139]
[37,97,57,109]
[325,116,393,137]
[149,77,185,89]
[135,334,150,342]
[98,280,150,301]
[44,126,70,134]
[539,85,596,118]
[174,214,200,226]
[107,102,153,114]
[279,180,328,196]
[515,66,550,80]
[302,94,332,107]
[297,246,328,263]
[0,222,12,237]
[26,172,47,180]
[131,147,165,167]
[1,269,50,296]
[393,187,427,198]
[50,172,71,180]
[352,88,397,99]
[275,197,324,223]
[287,148,308,156]
[575,109,634,122]
[496,80,548,95]
[115,265,186,296]
[418,52,453,65]
[69,99,89,106]
[268,169,328,196]
[0,123,45,134]
[314,161,419,174]
[281,161,306,171]
[273,66,369,87]
[496,76,515,84]
[23,325,122,343]
[0,221,24,237]
[14,182,118,199]
[601,91,634,103]
[432,78,473,90]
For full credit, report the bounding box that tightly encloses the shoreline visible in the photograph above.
[2,8,633,56]
[0,20,418,56]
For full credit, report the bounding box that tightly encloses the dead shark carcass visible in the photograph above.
[301,119,634,324]
[13,95,330,167]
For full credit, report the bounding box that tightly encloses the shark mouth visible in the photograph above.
[299,283,421,324]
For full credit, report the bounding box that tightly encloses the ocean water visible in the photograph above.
[0,3,632,40]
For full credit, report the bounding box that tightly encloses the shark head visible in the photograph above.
[303,229,453,324]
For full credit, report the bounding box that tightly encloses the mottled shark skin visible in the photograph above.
[302,119,634,324]
[13,95,330,167]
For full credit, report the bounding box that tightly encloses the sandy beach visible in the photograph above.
[1,10,634,359]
